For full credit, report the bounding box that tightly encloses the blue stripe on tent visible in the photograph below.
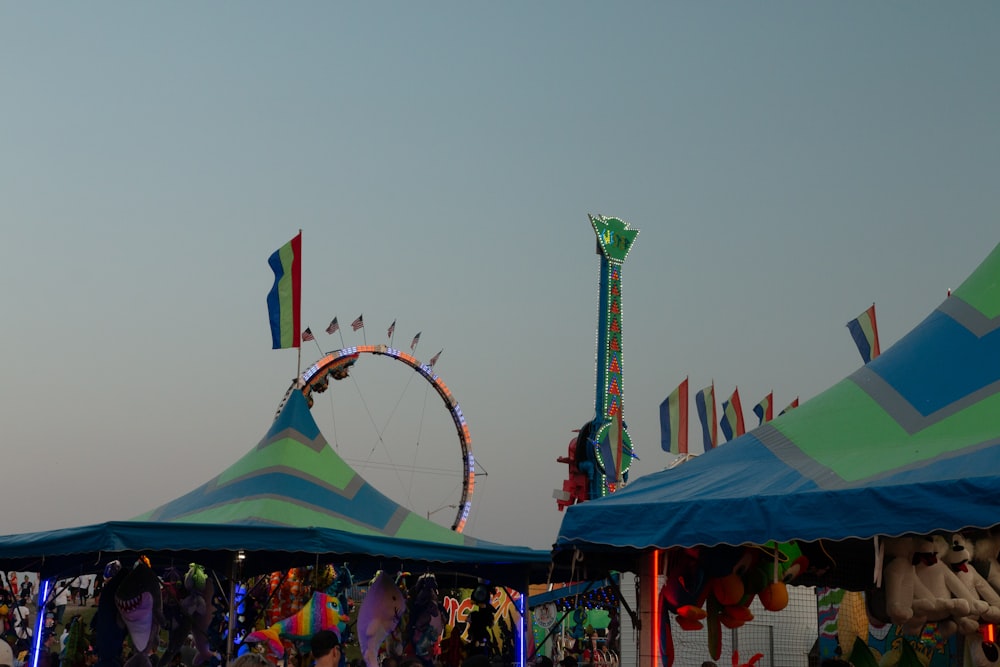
[872,310,1000,416]
[150,473,403,528]
[266,390,323,441]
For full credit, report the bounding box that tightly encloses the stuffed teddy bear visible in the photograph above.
[912,534,982,636]
[972,529,1000,597]
[944,533,1000,623]
[881,535,921,626]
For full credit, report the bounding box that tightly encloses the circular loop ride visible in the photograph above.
[276,344,474,532]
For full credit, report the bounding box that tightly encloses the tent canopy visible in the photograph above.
[556,242,1000,564]
[0,389,560,586]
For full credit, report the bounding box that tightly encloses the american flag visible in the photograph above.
[410,331,421,352]
[301,327,315,342]
[352,315,364,331]
[429,349,442,368]
[387,320,396,338]
[325,317,339,335]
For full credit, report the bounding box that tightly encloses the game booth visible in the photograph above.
[0,388,573,667]
[555,241,1000,667]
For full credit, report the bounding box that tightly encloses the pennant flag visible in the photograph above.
[325,317,339,335]
[659,378,689,454]
[695,383,718,450]
[301,327,315,342]
[387,320,396,339]
[410,332,421,352]
[720,387,746,442]
[753,392,774,426]
[428,349,442,368]
[352,314,364,331]
[779,397,800,416]
[266,232,302,349]
[847,303,881,364]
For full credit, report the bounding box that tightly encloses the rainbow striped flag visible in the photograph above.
[753,392,773,425]
[847,303,881,363]
[720,387,745,442]
[266,232,302,349]
[695,383,717,450]
[659,378,689,454]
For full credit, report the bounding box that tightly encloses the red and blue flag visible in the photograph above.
[847,303,881,363]
[695,383,717,450]
[720,387,746,442]
[266,232,302,349]
[659,378,688,454]
[753,392,773,425]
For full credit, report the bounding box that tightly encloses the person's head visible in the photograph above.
[310,631,341,667]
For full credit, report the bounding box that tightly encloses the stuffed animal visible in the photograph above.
[911,534,981,636]
[881,536,921,626]
[944,533,1000,623]
[406,573,445,660]
[972,529,1000,597]
[181,563,215,665]
[357,571,405,667]
[114,559,165,654]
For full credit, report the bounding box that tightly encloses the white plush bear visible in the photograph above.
[881,535,921,625]
[944,533,1000,623]
[972,529,1000,596]
[912,534,983,635]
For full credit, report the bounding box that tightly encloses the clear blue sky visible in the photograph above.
[2,3,998,549]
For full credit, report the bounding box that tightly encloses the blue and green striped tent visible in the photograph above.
[0,388,554,582]
[557,242,1000,553]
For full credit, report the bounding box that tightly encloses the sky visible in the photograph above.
[2,3,998,551]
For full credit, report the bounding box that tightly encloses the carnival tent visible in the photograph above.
[0,390,558,586]
[555,242,1000,574]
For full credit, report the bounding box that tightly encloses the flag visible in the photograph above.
[410,332,421,352]
[720,387,746,442]
[779,397,800,416]
[847,303,881,364]
[659,378,689,454]
[429,349,442,368]
[301,327,315,342]
[325,317,339,335]
[266,232,302,349]
[387,320,396,339]
[352,314,364,331]
[753,392,774,426]
[695,383,717,450]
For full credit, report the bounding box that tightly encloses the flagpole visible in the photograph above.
[296,228,303,380]
[339,329,346,349]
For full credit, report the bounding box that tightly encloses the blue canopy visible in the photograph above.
[556,242,1000,559]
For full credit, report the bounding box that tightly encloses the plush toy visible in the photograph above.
[972,529,1000,596]
[911,534,981,636]
[406,573,445,660]
[944,533,1000,623]
[659,547,709,631]
[357,571,405,667]
[881,536,922,626]
[967,627,1000,667]
[114,559,165,655]
[181,563,215,665]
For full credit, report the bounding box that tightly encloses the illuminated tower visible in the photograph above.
[556,216,639,509]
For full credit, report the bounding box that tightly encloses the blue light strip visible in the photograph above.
[31,579,50,667]
[518,587,526,667]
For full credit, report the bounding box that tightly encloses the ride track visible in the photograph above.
[275,344,474,533]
